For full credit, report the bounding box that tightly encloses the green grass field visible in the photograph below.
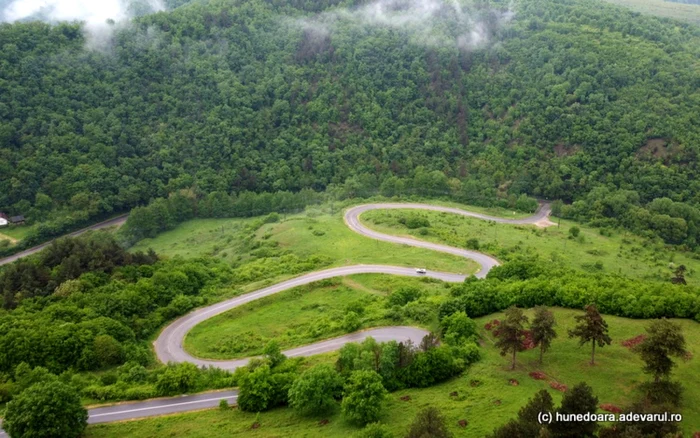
[0,225,33,244]
[86,307,700,437]
[132,200,700,286]
[185,274,448,359]
[602,0,700,25]
[131,205,478,278]
[361,209,700,285]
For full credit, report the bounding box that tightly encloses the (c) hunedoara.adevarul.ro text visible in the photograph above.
[537,411,683,424]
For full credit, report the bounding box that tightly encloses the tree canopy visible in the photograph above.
[0,0,699,250]
[3,380,88,438]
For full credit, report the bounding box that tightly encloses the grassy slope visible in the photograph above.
[361,209,700,285]
[185,274,448,359]
[86,308,700,437]
[131,205,478,275]
[0,225,33,244]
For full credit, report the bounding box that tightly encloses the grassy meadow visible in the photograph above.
[361,208,700,285]
[0,225,33,246]
[185,274,449,359]
[130,204,478,278]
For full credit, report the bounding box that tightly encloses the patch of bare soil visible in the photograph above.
[535,217,556,228]
[554,143,580,157]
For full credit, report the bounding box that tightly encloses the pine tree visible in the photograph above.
[489,390,554,438]
[551,382,599,438]
[495,306,529,370]
[531,306,557,364]
[633,319,687,383]
[406,407,453,438]
[568,304,611,365]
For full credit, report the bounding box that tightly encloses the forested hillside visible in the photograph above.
[1,0,699,244]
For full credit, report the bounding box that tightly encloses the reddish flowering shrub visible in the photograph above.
[522,330,536,350]
[484,319,501,331]
[529,371,547,380]
[599,404,622,414]
[621,335,646,349]
[550,382,568,392]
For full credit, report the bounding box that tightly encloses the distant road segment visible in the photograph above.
[0,214,128,267]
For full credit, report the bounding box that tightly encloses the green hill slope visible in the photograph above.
[0,0,699,245]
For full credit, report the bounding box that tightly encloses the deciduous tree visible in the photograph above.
[341,370,387,425]
[3,380,88,438]
[288,364,343,415]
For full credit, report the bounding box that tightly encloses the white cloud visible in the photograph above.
[1,0,166,49]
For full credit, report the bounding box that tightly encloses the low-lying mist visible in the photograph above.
[0,0,166,49]
[292,0,515,50]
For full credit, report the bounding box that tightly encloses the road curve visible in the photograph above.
[156,202,550,368]
[344,203,513,278]
[0,202,549,435]
[155,265,458,368]
[0,214,129,267]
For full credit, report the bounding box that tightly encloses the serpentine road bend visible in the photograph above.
[0,202,551,435]
[155,202,551,369]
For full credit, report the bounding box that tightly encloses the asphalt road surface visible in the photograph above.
[0,202,550,436]
[156,202,551,368]
[0,214,128,267]
[155,265,459,368]
[0,391,239,437]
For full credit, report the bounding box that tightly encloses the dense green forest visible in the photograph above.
[1,0,699,247]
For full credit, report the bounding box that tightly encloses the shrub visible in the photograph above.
[238,365,295,412]
[342,370,387,425]
[440,311,477,345]
[404,215,430,229]
[4,381,88,438]
[288,364,343,415]
[406,407,453,438]
[155,362,199,396]
[357,422,393,438]
[387,286,423,307]
[343,311,362,332]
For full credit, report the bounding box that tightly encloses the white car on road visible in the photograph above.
[415,268,427,274]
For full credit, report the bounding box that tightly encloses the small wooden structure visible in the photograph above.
[9,215,25,225]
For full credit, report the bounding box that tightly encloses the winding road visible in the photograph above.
[155,202,552,369]
[0,202,550,435]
